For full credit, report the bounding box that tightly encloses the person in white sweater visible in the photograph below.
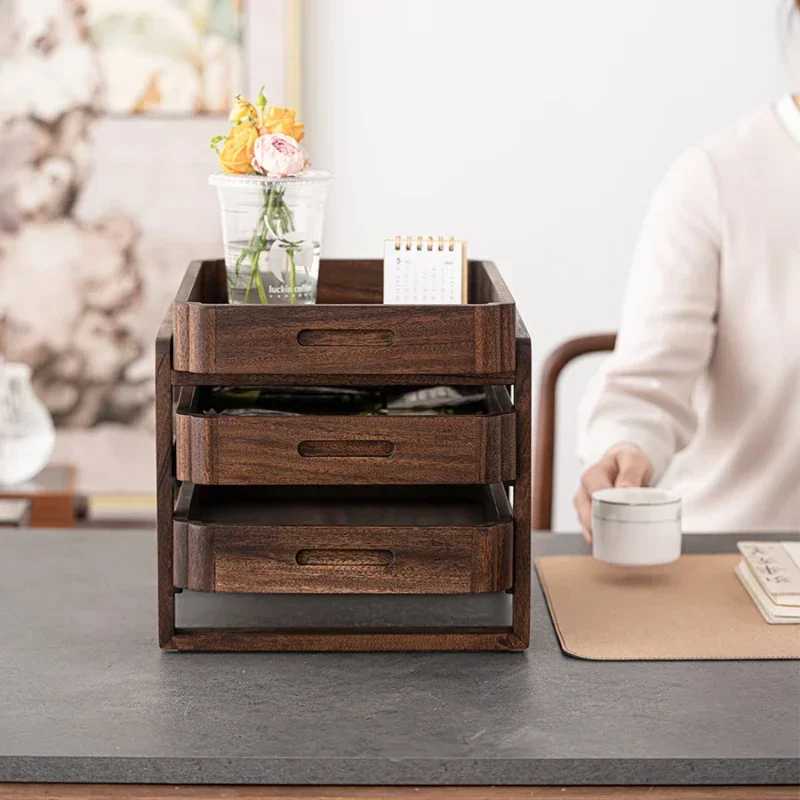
[575,93,800,538]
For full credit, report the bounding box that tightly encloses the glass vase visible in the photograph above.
[210,170,333,305]
[0,362,55,486]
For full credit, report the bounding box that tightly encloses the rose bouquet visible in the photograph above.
[209,90,331,305]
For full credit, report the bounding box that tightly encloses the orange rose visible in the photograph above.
[260,105,304,142]
[218,122,259,174]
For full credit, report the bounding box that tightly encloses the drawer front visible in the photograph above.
[173,302,516,376]
[173,522,513,594]
[176,408,516,486]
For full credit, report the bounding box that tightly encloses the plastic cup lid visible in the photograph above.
[209,169,333,187]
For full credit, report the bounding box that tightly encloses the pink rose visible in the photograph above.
[252,133,307,177]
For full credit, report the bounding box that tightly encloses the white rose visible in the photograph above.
[251,133,307,177]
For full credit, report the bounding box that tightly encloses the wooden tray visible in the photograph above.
[173,483,513,595]
[175,385,516,485]
[172,260,516,378]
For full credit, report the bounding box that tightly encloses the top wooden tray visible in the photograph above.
[172,260,516,378]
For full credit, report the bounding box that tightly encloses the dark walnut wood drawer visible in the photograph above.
[172,260,516,378]
[175,386,516,485]
[173,484,514,595]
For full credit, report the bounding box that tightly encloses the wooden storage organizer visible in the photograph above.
[156,259,531,651]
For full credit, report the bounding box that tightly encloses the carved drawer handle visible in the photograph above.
[296,549,394,567]
[297,329,395,346]
[298,440,395,458]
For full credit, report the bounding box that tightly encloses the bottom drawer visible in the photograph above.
[173,484,513,595]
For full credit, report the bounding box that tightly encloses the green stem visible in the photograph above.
[235,183,300,304]
[234,216,260,288]
[240,189,275,304]
[243,213,266,303]
[265,186,275,235]
[254,270,268,303]
[254,251,269,304]
[288,249,296,304]
[273,187,297,302]
[243,260,257,303]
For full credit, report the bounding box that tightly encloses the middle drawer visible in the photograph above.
[176,386,516,485]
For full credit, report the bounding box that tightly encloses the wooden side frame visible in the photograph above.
[156,302,175,648]
[156,266,532,652]
[511,314,532,648]
[532,333,616,531]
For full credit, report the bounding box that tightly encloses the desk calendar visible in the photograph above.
[383,236,467,304]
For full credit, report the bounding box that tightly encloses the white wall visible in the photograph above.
[303,0,789,529]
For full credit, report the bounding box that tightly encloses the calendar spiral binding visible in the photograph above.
[394,235,456,252]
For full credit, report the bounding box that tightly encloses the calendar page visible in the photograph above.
[383,238,466,305]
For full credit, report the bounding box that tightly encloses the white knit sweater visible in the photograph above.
[579,96,800,533]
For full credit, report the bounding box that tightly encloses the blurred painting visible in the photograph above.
[87,0,244,115]
[0,0,298,494]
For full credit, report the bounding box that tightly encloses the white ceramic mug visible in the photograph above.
[591,487,682,566]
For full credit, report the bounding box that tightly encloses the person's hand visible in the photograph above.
[573,444,653,544]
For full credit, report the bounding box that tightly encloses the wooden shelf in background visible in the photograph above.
[0,464,76,528]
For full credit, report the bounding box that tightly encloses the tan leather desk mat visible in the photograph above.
[535,554,800,661]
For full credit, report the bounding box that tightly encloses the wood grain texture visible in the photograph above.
[172,261,213,384]
[472,261,516,376]
[2,787,795,800]
[155,301,176,647]
[532,333,616,531]
[172,371,516,387]
[316,258,383,304]
[166,627,524,652]
[175,386,515,486]
[187,304,503,376]
[172,261,515,377]
[0,783,798,800]
[512,313,533,647]
[158,259,532,652]
[172,484,513,594]
[173,520,215,591]
[213,524,512,594]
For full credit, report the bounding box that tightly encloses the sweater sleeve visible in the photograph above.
[578,145,721,482]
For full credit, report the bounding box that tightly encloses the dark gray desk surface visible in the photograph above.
[0,530,797,786]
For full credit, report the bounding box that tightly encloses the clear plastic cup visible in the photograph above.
[210,170,333,305]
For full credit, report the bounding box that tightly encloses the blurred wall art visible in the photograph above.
[88,0,244,115]
[0,0,299,492]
